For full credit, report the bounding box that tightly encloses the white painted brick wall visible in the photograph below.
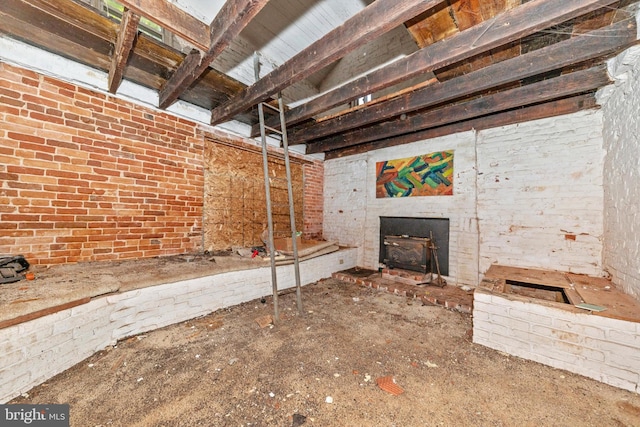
[599,44,640,299]
[473,289,640,393]
[324,113,606,285]
[325,132,479,285]
[323,155,369,266]
[0,249,356,403]
[477,110,606,276]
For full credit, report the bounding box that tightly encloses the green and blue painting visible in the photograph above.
[376,151,454,198]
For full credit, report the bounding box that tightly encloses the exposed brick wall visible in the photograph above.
[600,45,640,299]
[324,111,606,285]
[0,62,204,265]
[303,160,324,240]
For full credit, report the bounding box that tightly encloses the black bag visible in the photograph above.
[0,255,30,284]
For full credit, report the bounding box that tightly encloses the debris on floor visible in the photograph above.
[255,314,273,328]
[292,413,307,426]
[376,375,404,396]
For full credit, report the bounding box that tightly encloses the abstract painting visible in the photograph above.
[376,151,454,198]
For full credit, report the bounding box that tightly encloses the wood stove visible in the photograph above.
[379,217,449,276]
[383,235,431,274]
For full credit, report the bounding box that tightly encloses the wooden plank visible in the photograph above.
[117,0,210,50]
[308,65,610,153]
[14,0,116,40]
[405,2,458,48]
[326,94,596,159]
[567,273,640,322]
[261,0,622,132]
[486,265,573,289]
[0,297,90,330]
[159,0,270,109]
[289,18,636,144]
[0,0,114,70]
[209,0,447,125]
[108,8,140,94]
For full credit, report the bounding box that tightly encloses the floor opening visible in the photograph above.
[505,279,570,304]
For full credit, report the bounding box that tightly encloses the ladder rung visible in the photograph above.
[261,102,281,112]
[264,125,283,135]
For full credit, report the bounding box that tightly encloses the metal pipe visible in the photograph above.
[254,52,279,323]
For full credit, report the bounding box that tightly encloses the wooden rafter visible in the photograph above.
[159,0,270,110]
[260,0,624,134]
[108,8,140,94]
[306,65,610,153]
[209,0,447,125]
[325,94,598,159]
[289,18,636,144]
[12,0,115,40]
[117,0,210,50]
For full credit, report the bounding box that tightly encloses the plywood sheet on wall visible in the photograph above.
[204,140,303,251]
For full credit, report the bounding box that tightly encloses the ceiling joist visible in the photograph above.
[116,0,210,50]
[158,0,270,109]
[108,8,140,94]
[307,64,611,153]
[325,94,598,159]
[209,0,448,125]
[260,0,624,134]
[290,18,637,144]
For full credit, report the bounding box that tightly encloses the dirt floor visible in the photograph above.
[10,277,640,427]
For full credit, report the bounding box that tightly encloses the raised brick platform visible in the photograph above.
[332,267,473,314]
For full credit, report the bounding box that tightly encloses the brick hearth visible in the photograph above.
[332,268,472,314]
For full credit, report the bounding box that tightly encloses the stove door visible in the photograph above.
[384,236,430,273]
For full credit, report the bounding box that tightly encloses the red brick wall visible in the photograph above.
[0,62,204,265]
[303,160,324,240]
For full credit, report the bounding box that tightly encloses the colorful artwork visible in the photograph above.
[376,151,454,198]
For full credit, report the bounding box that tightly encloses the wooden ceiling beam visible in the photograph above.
[158,0,270,110]
[325,94,598,159]
[259,0,623,134]
[290,18,636,144]
[117,0,210,50]
[108,8,140,94]
[209,0,447,125]
[306,65,610,153]
[10,0,116,40]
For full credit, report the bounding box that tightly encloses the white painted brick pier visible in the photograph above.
[473,289,640,393]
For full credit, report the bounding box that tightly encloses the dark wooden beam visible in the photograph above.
[260,0,623,134]
[209,0,447,125]
[108,8,140,94]
[11,0,116,40]
[0,0,115,70]
[117,0,210,50]
[158,0,269,109]
[325,94,598,159]
[290,18,636,144]
[307,65,610,153]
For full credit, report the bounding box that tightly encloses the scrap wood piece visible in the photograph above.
[376,375,404,396]
[255,314,273,328]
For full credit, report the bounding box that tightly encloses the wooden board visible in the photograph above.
[203,140,303,251]
[481,265,640,322]
[484,265,572,288]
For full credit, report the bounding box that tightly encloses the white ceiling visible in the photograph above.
[167,0,412,105]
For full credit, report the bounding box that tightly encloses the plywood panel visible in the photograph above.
[204,141,303,251]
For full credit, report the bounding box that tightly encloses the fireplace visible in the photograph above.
[379,217,449,275]
[384,235,431,274]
